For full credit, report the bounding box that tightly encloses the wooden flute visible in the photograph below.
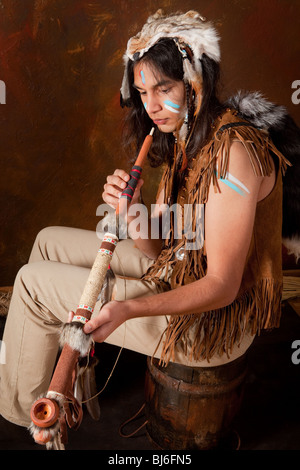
[29,127,155,448]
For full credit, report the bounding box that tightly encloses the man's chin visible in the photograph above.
[156,122,176,134]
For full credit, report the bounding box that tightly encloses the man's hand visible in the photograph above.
[102,169,144,209]
[83,301,128,343]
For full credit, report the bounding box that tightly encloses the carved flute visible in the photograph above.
[29,127,155,449]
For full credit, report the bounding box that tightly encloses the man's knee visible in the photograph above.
[15,263,39,291]
[29,226,64,263]
[34,226,61,247]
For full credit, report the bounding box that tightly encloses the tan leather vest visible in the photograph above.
[143,109,289,364]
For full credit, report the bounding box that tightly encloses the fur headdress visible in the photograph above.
[120,9,220,104]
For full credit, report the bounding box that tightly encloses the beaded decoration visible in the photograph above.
[72,315,89,325]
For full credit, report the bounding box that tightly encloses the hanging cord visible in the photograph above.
[234,430,241,450]
[80,329,125,404]
[119,403,148,438]
[112,245,149,439]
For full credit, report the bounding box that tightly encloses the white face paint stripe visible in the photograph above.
[164,104,180,114]
[163,99,180,114]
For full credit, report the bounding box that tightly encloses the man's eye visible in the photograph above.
[161,88,170,94]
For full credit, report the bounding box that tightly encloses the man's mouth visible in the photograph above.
[153,118,168,125]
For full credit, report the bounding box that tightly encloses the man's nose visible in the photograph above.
[146,94,162,114]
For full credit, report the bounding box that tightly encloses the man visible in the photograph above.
[0,9,288,434]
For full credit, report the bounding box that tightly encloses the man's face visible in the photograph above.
[133,62,186,133]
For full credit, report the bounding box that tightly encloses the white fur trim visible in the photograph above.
[283,236,300,263]
[59,323,93,357]
[28,392,63,445]
[47,390,66,405]
[121,10,220,100]
[97,210,126,239]
[126,10,220,63]
[226,91,287,129]
[28,419,61,442]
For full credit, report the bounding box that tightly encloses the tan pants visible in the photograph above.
[0,226,254,427]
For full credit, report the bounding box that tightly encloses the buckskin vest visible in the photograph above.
[143,108,289,365]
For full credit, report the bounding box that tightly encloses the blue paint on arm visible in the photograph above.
[215,171,249,197]
[219,177,246,196]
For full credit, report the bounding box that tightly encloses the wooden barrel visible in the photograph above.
[144,354,247,450]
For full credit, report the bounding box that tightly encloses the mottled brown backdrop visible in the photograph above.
[0,0,299,285]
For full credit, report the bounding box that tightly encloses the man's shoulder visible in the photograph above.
[212,108,256,139]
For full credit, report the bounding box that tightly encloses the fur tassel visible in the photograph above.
[98,210,127,240]
[28,391,65,448]
[59,323,92,357]
[46,434,65,450]
[226,90,287,129]
[283,236,300,263]
[29,419,62,447]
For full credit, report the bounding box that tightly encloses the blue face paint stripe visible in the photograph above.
[163,99,180,109]
[140,70,146,85]
[144,102,147,110]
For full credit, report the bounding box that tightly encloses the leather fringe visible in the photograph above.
[143,110,289,366]
[158,278,282,365]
